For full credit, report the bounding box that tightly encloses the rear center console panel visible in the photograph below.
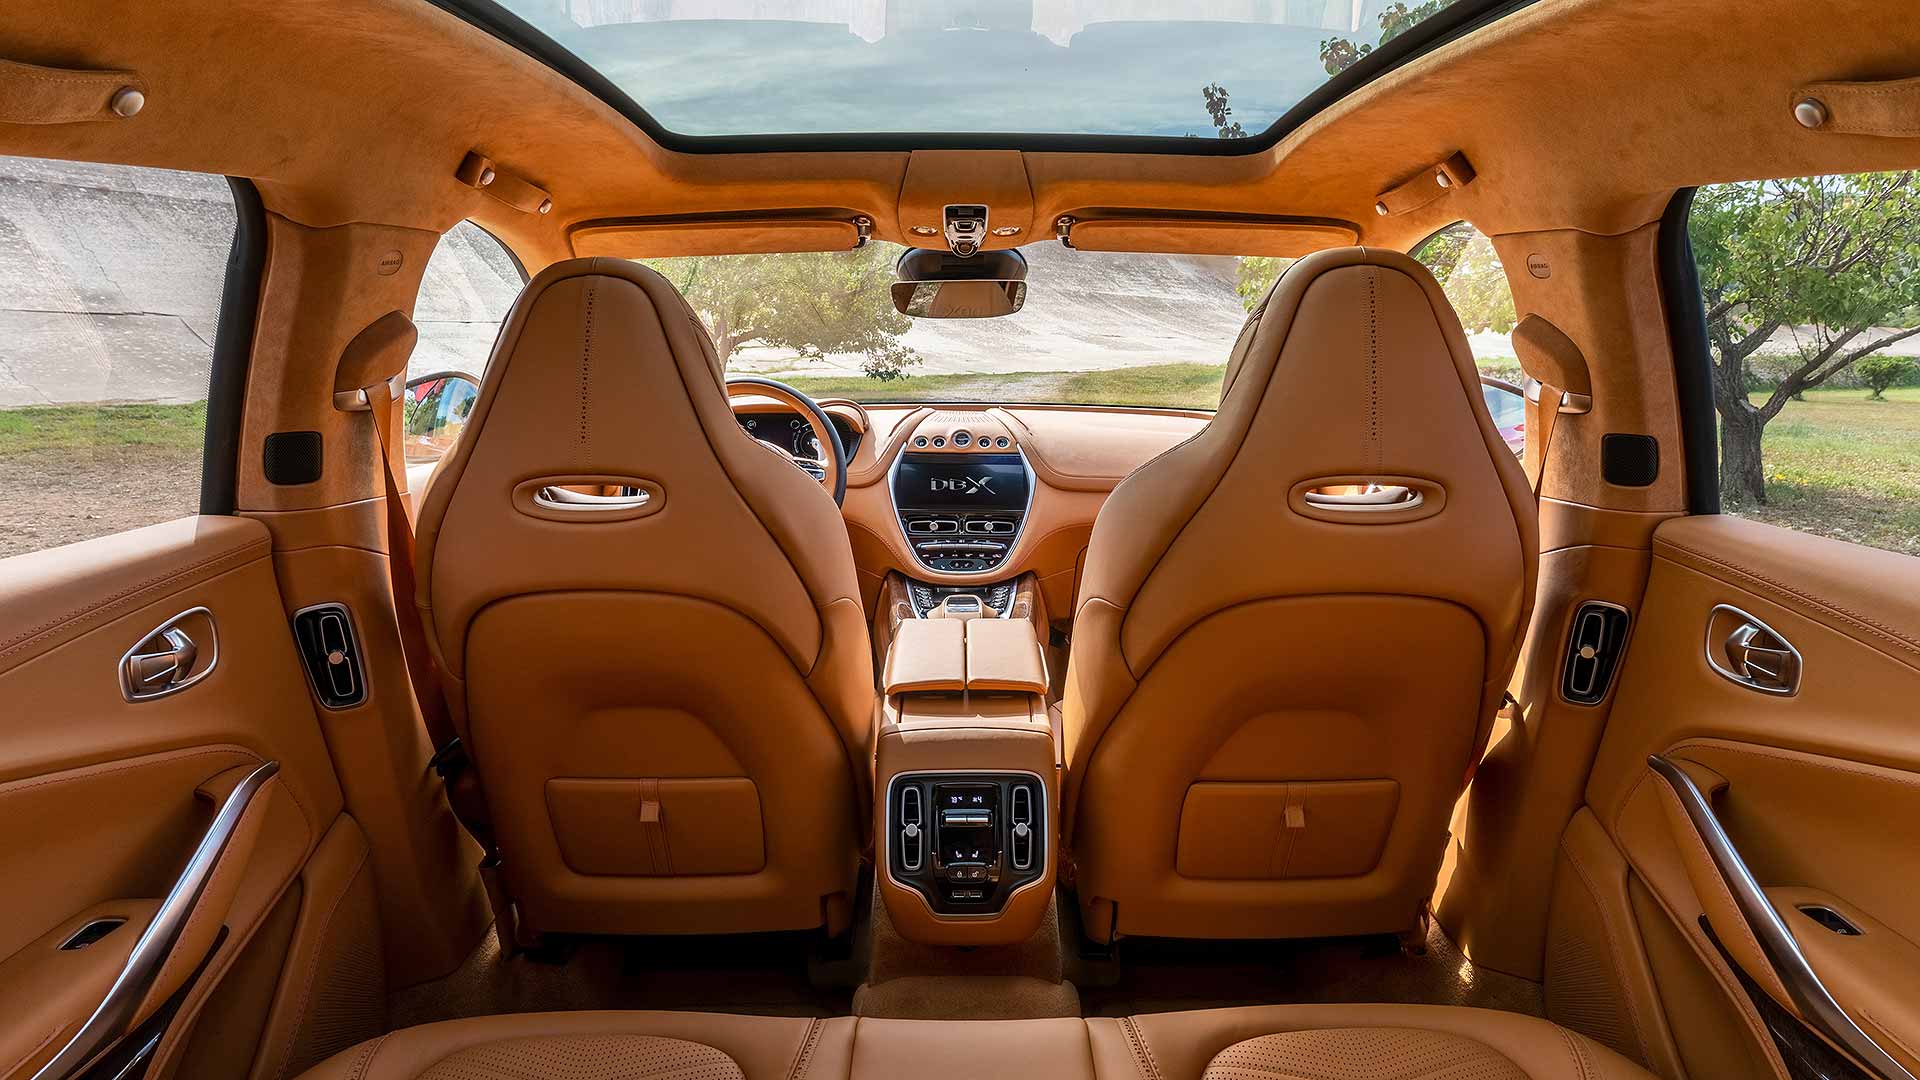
[877,616,1057,946]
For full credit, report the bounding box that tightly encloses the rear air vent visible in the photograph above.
[1009,783,1035,871]
[899,785,924,872]
[1562,602,1631,705]
[293,603,367,709]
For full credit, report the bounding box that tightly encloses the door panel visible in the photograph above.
[1565,514,1920,1078]
[0,515,346,1080]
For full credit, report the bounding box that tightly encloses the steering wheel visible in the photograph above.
[726,377,848,507]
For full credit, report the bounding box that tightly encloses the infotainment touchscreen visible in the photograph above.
[893,454,1029,512]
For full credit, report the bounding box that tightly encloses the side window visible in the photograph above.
[0,157,236,558]
[1414,222,1524,457]
[406,221,522,463]
[1690,172,1919,554]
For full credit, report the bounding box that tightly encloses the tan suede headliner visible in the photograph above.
[2,0,1918,269]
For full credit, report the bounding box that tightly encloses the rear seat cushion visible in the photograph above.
[295,1012,853,1080]
[299,1005,1653,1080]
[1203,1027,1529,1079]
[1098,1005,1648,1080]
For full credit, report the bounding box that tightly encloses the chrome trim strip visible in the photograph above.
[32,760,281,1080]
[1647,754,1916,1080]
[532,486,651,511]
[882,769,1050,922]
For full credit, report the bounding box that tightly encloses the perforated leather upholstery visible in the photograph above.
[1061,247,1538,941]
[296,1005,1654,1080]
[412,259,872,937]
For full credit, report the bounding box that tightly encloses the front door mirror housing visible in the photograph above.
[403,371,480,463]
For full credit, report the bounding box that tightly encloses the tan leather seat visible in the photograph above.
[1062,247,1538,942]
[413,258,873,937]
[296,1005,1652,1079]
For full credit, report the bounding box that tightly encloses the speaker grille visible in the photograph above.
[263,431,323,486]
[1601,434,1659,487]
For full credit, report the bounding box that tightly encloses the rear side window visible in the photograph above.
[1414,222,1523,457]
[1690,172,1919,554]
[0,157,236,558]
[405,222,521,464]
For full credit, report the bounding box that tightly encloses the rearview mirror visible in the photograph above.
[890,279,1027,319]
[891,247,1028,319]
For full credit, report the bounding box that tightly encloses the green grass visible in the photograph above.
[0,402,207,455]
[782,362,1228,409]
[1738,387,1920,553]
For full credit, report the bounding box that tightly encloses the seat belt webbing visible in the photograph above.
[364,380,461,763]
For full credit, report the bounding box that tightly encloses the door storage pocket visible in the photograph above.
[546,777,765,876]
[1177,779,1399,880]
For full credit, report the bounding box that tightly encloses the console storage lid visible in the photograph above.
[883,618,965,695]
[963,618,1047,694]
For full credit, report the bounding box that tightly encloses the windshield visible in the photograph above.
[481,1,1477,142]
[642,242,1265,409]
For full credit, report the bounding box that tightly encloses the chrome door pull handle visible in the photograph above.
[126,629,196,690]
[31,760,280,1080]
[119,608,218,702]
[1705,605,1801,696]
[1648,755,1916,1080]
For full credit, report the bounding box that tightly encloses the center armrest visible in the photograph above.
[963,618,1047,694]
[882,619,966,696]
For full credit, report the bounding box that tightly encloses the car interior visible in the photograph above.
[2,1,1918,1079]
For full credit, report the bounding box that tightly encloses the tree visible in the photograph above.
[1858,353,1915,400]
[1428,227,1516,334]
[644,245,922,380]
[1320,1,1455,75]
[1235,256,1290,311]
[1202,83,1246,138]
[1690,173,1920,505]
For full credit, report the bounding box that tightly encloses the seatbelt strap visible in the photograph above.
[363,379,461,766]
[1525,384,1565,496]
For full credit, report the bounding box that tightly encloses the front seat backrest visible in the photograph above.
[1062,246,1537,943]
[414,258,872,938]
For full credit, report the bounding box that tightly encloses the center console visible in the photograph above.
[876,614,1057,945]
[889,452,1032,575]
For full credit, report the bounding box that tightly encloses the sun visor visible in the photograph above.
[1055,213,1357,257]
[570,212,873,258]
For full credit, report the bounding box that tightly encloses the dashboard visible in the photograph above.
[737,410,863,463]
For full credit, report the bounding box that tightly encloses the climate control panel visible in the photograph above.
[890,452,1031,574]
[886,772,1046,915]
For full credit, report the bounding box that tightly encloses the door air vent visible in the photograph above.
[293,603,368,709]
[1561,601,1631,705]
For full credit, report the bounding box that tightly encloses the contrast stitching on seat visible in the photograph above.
[1119,1017,1164,1080]
[1555,1025,1598,1080]
[344,1035,388,1080]
[784,1018,824,1080]
[579,282,596,461]
[1366,266,1382,473]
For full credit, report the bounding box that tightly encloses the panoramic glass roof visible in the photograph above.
[469,0,1494,147]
